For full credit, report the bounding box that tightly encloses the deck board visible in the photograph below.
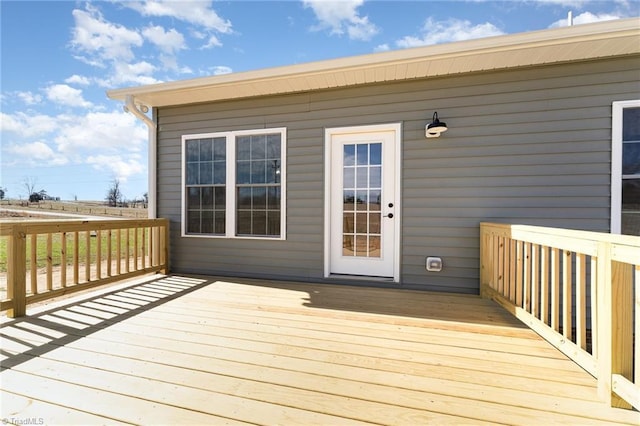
[2,274,639,425]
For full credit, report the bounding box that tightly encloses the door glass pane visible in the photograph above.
[342,142,382,258]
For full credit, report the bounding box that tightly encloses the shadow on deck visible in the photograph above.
[1,274,638,425]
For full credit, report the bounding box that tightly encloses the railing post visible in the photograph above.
[479,223,491,298]
[7,225,27,318]
[596,241,633,409]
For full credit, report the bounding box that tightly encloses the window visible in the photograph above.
[182,128,286,239]
[612,101,640,235]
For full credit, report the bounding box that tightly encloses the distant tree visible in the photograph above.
[106,179,124,207]
[23,176,38,199]
[0,187,6,200]
[143,192,148,207]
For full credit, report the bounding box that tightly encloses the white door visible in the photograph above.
[325,124,400,280]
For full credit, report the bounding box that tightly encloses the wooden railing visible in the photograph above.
[1,219,169,318]
[480,222,639,410]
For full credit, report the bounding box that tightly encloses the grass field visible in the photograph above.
[0,229,148,273]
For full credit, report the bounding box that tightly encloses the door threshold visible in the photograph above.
[328,274,396,283]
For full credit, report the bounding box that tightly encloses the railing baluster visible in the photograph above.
[74,231,79,284]
[96,230,102,279]
[85,230,91,282]
[562,250,573,341]
[576,253,586,350]
[46,233,53,291]
[107,229,112,277]
[117,229,122,275]
[126,228,130,273]
[61,232,67,288]
[551,248,560,332]
[134,227,139,271]
[540,245,549,325]
[30,234,37,294]
[531,244,539,319]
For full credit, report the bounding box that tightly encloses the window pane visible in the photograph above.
[200,139,213,161]
[237,211,252,234]
[356,213,368,233]
[213,138,226,161]
[267,187,281,209]
[201,211,214,233]
[369,190,381,210]
[343,212,354,233]
[213,161,226,184]
[267,134,281,159]
[344,145,355,166]
[187,187,200,209]
[370,166,381,188]
[356,167,368,188]
[623,107,640,141]
[622,179,640,236]
[237,137,251,160]
[253,211,267,235]
[356,144,368,165]
[343,190,354,211]
[186,163,198,185]
[214,211,225,234]
[187,210,201,233]
[369,212,381,233]
[267,211,280,235]
[252,187,267,209]
[356,190,368,211]
[215,187,226,208]
[186,140,199,162]
[251,135,266,159]
[202,187,214,209]
[343,168,355,189]
[237,161,251,184]
[267,160,280,184]
[200,162,213,184]
[370,143,382,165]
[622,142,640,175]
[251,160,266,183]
[237,187,252,209]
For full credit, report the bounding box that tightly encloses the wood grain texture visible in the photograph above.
[2,274,638,425]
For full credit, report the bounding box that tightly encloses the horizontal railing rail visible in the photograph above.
[1,218,169,318]
[480,222,639,410]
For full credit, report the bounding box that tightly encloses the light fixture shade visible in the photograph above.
[427,112,447,134]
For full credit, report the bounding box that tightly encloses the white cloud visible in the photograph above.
[8,141,68,166]
[45,84,93,108]
[374,43,390,52]
[65,75,91,86]
[97,61,160,87]
[143,25,186,54]
[71,5,143,65]
[1,112,58,137]
[396,18,505,48]
[202,35,223,49]
[125,0,232,33]
[86,155,145,183]
[549,11,621,28]
[15,91,43,105]
[303,0,379,41]
[54,111,147,157]
[211,66,233,75]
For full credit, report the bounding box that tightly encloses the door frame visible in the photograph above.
[323,123,402,282]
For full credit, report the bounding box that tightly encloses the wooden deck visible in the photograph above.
[1,274,638,425]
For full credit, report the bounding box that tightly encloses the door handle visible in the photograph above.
[386,213,394,218]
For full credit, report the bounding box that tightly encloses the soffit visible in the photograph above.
[107,18,640,108]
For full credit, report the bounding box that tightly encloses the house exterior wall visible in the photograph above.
[156,55,640,294]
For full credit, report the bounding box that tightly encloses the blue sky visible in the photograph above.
[1,1,637,201]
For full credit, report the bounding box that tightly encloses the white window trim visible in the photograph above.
[611,100,640,234]
[181,127,287,240]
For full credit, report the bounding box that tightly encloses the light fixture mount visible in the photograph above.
[426,111,448,138]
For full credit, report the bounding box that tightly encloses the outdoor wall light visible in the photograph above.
[426,111,448,138]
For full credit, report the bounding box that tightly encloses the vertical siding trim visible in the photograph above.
[611,99,640,234]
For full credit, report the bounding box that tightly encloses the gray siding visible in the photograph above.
[156,56,640,294]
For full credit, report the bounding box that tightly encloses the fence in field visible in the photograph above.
[1,219,169,317]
